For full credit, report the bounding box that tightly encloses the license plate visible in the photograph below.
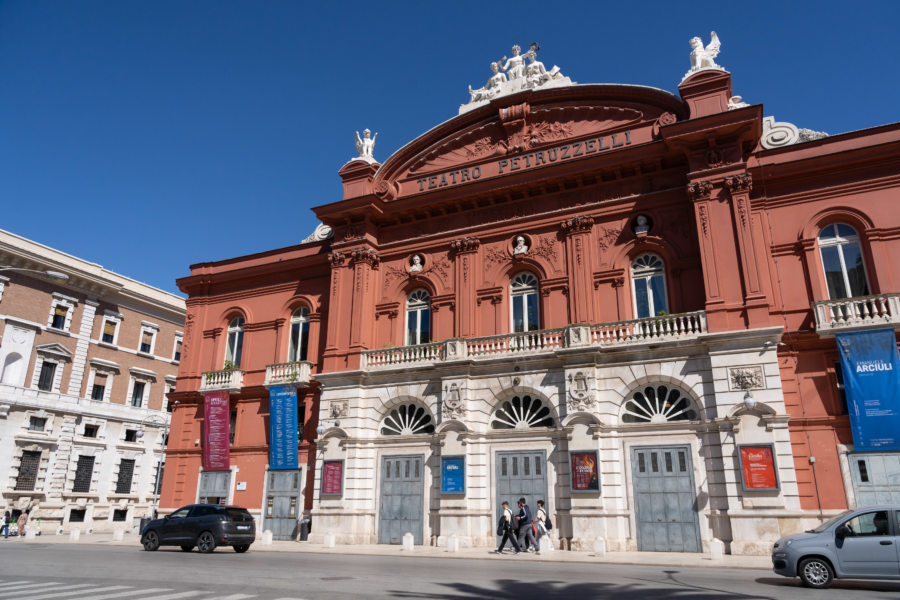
[237,525,250,530]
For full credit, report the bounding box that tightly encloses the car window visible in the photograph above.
[225,508,251,520]
[169,508,191,519]
[810,510,853,533]
[192,506,220,517]
[844,511,891,537]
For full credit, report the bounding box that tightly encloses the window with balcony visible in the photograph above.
[510,272,540,333]
[631,254,668,318]
[818,224,870,300]
[405,290,431,345]
[225,317,244,367]
[288,307,310,361]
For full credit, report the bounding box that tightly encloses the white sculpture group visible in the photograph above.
[353,128,378,163]
[682,31,724,82]
[460,43,573,114]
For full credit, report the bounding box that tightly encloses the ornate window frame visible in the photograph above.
[405,289,431,346]
[816,223,871,299]
[630,253,668,318]
[509,272,540,333]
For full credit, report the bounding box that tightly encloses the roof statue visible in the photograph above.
[460,43,574,115]
[682,31,725,82]
[354,128,378,163]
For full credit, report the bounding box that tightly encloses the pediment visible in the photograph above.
[35,343,73,359]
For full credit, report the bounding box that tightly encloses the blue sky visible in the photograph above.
[2,1,898,295]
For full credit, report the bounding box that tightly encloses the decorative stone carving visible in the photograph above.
[761,116,829,149]
[597,226,620,251]
[409,255,423,273]
[560,215,594,235]
[460,43,574,114]
[729,366,765,391]
[633,215,650,235]
[450,237,481,254]
[350,247,380,268]
[442,382,464,420]
[687,180,713,200]
[354,129,378,163]
[329,400,349,420]
[485,246,509,267]
[301,223,334,244]
[728,95,749,110]
[724,173,752,193]
[530,236,561,271]
[567,371,595,412]
[329,251,347,267]
[513,236,529,255]
[683,31,724,82]
[706,148,723,168]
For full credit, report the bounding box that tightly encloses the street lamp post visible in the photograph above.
[136,408,175,520]
[0,266,69,280]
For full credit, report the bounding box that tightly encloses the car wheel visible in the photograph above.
[233,544,250,553]
[798,557,834,589]
[180,545,193,552]
[197,531,217,554]
[141,530,160,552]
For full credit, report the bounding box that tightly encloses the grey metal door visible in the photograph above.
[378,455,424,545]
[631,445,701,552]
[264,469,302,541]
[495,450,547,543]
[198,470,231,505]
[850,453,900,506]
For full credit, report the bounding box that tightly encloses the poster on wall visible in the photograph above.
[322,460,343,496]
[268,384,299,470]
[836,328,900,451]
[738,444,780,491]
[441,456,465,494]
[202,391,231,470]
[569,451,600,493]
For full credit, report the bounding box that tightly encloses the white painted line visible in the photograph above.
[63,588,171,600]
[136,592,207,600]
[11,585,120,600]
[0,583,61,596]
[216,595,259,600]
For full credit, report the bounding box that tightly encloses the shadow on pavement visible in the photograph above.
[755,576,900,593]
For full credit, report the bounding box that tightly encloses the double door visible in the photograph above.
[264,469,303,541]
[495,450,547,540]
[378,455,424,545]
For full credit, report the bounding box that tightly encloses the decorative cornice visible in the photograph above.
[329,251,347,267]
[450,237,481,254]
[350,247,381,268]
[560,215,594,235]
[724,173,752,194]
[686,180,712,201]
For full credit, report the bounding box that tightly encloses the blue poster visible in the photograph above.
[836,328,900,451]
[441,456,465,494]
[269,385,299,469]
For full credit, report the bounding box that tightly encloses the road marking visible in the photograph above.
[63,588,172,600]
[0,583,61,595]
[13,586,131,600]
[216,595,259,600]
[138,592,207,600]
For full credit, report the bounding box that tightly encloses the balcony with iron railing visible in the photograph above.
[813,293,900,337]
[361,310,708,370]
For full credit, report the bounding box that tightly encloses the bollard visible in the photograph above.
[448,534,460,553]
[539,536,554,553]
[401,532,414,551]
[709,538,725,561]
[69,529,81,543]
[593,537,606,557]
[56,526,64,536]
[112,529,125,541]
[25,529,38,540]
[323,533,336,548]
[262,530,273,545]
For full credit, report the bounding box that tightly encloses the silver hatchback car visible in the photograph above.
[772,505,900,589]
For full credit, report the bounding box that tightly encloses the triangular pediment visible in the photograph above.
[35,343,73,359]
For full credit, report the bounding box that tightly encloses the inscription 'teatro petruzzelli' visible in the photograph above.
[414,130,633,192]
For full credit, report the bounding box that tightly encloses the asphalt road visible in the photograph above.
[2,542,900,599]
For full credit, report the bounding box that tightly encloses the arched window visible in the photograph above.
[510,272,540,333]
[622,385,698,423]
[631,254,668,318]
[288,307,310,362]
[380,403,435,435]
[406,290,431,346]
[225,317,244,367]
[818,224,870,299]
[490,395,554,429]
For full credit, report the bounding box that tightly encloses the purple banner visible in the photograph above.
[203,391,231,470]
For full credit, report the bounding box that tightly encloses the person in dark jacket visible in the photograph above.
[1,510,9,539]
[494,501,521,554]
[515,497,537,553]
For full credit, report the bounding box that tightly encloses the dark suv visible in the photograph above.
[140,504,256,553]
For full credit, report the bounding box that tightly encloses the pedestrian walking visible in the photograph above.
[515,497,537,553]
[1,510,9,539]
[494,500,521,554]
[535,499,554,552]
[16,509,28,538]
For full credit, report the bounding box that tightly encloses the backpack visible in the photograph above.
[545,513,553,531]
[496,515,507,536]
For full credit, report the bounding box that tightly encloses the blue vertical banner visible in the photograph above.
[836,328,900,451]
[268,384,299,469]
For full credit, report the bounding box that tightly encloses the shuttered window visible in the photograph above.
[37,362,56,391]
[73,455,95,493]
[115,459,135,494]
[102,320,117,343]
[15,450,41,491]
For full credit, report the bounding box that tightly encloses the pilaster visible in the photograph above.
[561,216,595,323]
[451,237,481,338]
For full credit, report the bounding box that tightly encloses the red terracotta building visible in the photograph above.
[163,41,900,555]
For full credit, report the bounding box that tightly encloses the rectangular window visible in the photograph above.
[91,373,107,401]
[50,305,68,330]
[102,320,117,344]
[69,508,86,523]
[83,424,99,438]
[15,450,41,491]
[72,455,96,493]
[821,246,848,299]
[173,339,182,362]
[112,509,128,522]
[229,410,237,446]
[28,416,47,431]
[124,429,137,442]
[37,362,56,391]
[131,381,145,407]
[115,459,135,494]
[166,386,175,412]
[139,331,153,354]
[297,403,305,443]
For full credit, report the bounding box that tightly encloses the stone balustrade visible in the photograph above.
[813,293,900,336]
[360,311,708,370]
[264,361,312,387]
[199,368,244,392]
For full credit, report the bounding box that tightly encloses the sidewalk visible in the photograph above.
[8,532,773,570]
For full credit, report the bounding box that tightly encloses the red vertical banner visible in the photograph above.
[203,391,231,470]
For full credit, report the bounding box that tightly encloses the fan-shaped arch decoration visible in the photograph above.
[621,385,698,423]
[490,395,554,430]
[631,253,664,274]
[407,289,431,307]
[510,272,539,291]
[380,404,435,435]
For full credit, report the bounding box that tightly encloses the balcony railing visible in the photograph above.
[199,368,244,392]
[813,293,900,336]
[360,311,708,370]
[264,361,312,387]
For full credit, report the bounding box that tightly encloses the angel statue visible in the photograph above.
[688,31,722,73]
[355,128,378,162]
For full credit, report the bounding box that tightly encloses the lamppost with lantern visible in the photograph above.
[136,403,176,520]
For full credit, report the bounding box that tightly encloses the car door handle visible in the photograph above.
[880,540,893,545]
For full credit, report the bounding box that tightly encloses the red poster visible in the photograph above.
[570,451,600,492]
[202,391,231,471]
[740,445,778,490]
[322,461,343,496]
